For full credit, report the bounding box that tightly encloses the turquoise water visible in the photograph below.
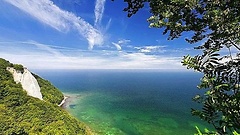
[36,70,212,135]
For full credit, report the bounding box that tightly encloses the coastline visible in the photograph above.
[60,93,94,134]
[58,96,68,107]
[60,93,80,109]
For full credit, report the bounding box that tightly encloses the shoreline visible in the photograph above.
[60,93,81,109]
[59,93,94,134]
[58,96,68,107]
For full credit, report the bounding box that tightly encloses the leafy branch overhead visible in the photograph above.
[115,0,240,134]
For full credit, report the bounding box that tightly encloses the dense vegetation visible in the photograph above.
[13,64,24,73]
[33,74,64,105]
[117,0,240,134]
[0,58,91,135]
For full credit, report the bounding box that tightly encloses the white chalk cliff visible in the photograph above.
[7,67,43,100]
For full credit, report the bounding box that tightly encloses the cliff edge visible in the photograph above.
[7,67,43,100]
[0,58,92,135]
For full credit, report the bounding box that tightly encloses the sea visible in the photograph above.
[34,69,212,135]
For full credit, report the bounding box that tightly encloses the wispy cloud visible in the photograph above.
[0,41,184,70]
[112,42,122,51]
[105,18,112,31]
[118,39,131,44]
[94,0,106,26]
[135,45,166,53]
[4,0,104,49]
[111,39,131,50]
[24,41,64,57]
[118,52,183,69]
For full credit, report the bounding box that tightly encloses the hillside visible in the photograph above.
[0,58,91,135]
[33,73,64,105]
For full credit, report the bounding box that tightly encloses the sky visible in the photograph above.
[0,0,200,70]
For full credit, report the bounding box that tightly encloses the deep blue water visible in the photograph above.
[34,70,211,135]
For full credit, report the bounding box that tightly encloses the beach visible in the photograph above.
[60,93,81,109]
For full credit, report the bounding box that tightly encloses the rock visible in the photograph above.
[7,67,43,100]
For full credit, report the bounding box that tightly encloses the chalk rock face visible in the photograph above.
[7,67,43,100]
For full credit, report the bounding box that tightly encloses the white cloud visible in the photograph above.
[94,0,106,26]
[112,42,122,51]
[118,52,182,69]
[118,39,130,44]
[24,41,63,57]
[111,39,131,50]
[135,45,166,53]
[4,0,104,49]
[0,41,184,70]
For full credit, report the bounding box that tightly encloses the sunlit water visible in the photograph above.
[35,70,212,135]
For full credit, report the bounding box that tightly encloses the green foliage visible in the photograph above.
[194,126,240,135]
[194,126,216,135]
[233,131,240,135]
[117,0,240,134]
[120,0,240,48]
[33,74,64,105]
[182,48,240,134]
[0,58,13,69]
[118,0,147,17]
[0,58,92,135]
[13,64,24,73]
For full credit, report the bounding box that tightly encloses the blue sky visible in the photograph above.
[0,0,199,70]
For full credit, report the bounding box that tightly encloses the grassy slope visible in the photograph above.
[0,58,91,135]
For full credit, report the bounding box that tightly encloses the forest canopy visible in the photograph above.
[0,58,91,135]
